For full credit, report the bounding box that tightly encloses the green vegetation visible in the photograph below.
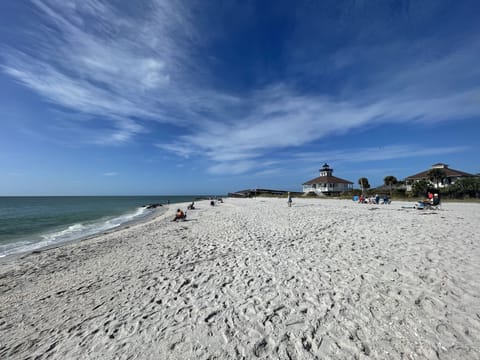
[358,177,370,195]
[407,177,479,199]
[411,179,430,197]
[440,177,480,199]
[232,173,479,201]
[383,175,397,195]
[427,168,447,188]
[342,175,480,201]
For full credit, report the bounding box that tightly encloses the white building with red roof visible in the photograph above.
[302,163,353,195]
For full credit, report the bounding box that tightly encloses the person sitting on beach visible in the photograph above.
[420,193,437,206]
[172,209,186,221]
[210,200,215,206]
[416,194,440,209]
[432,193,440,206]
[418,191,434,206]
[187,201,195,210]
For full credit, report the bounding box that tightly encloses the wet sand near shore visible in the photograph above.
[1,198,479,359]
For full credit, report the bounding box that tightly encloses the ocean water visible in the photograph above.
[0,196,206,258]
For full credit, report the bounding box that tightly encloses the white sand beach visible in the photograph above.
[1,198,479,359]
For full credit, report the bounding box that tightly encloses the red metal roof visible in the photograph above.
[303,175,353,185]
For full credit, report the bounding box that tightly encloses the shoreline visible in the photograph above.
[0,203,171,264]
[0,195,214,261]
[1,198,479,359]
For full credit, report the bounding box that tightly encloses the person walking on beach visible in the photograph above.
[287,192,292,207]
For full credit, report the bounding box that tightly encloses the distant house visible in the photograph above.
[302,163,353,195]
[405,163,475,191]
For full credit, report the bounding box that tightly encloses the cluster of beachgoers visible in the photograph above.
[354,194,391,205]
[1,197,479,359]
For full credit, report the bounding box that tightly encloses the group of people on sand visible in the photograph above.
[210,197,223,206]
[357,194,390,205]
[172,199,224,221]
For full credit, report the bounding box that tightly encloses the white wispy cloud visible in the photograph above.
[207,160,278,176]
[103,172,118,176]
[294,145,469,164]
[1,1,479,174]
[158,78,478,174]
[1,0,198,143]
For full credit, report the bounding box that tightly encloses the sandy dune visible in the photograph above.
[1,198,479,359]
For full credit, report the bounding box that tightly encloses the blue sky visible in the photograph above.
[1,0,479,195]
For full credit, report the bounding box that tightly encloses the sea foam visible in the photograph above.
[0,206,154,258]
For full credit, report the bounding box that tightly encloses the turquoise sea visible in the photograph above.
[0,196,208,258]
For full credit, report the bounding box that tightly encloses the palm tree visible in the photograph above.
[427,168,446,189]
[383,175,397,195]
[358,177,370,195]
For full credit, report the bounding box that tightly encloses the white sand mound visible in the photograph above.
[1,198,479,359]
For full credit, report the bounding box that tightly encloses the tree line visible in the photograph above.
[357,169,480,199]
